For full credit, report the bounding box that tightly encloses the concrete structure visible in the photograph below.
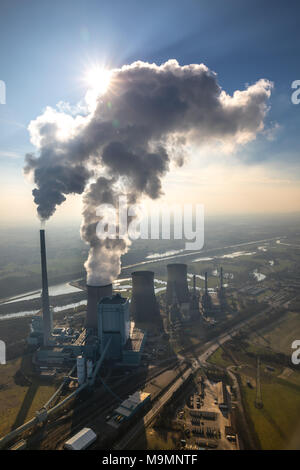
[86,283,113,330]
[201,272,213,315]
[98,294,145,365]
[218,266,226,309]
[86,359,93,379]
[130,271,160,322]
[40,230,53,346]
[190,274,200,317]
[76,355,86,385]
[122,328,147,365]
[64,427,97,450]
[98,294,130,360]
[36,346,84,366]
[166,263,190,305]
[27,308,57,346]
[220,267,224,290]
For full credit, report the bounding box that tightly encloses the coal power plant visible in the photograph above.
[166,263,190,305]
[11,227,230,452]
[130,271,160,322]
[86,284,113,329]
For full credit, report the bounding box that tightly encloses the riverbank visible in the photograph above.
[0,290,86,317]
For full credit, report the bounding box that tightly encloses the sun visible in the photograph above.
[84,65,111,95]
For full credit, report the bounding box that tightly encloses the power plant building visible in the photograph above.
[98,294,145,365]
[98,294,130,361]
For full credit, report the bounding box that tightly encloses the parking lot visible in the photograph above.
[176,375,238,450]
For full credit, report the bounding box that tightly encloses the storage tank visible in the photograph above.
[77,356,86,385]
[86,284,113,329]
[166,263,190,305]
[130,271,160,322]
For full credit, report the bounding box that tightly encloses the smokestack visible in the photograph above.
[40,229,51,346]
[166,264,190,305]
[205,272,208,295]
[220,267,223,290]
[193,275,196,296]
[130,271,160,322]
[86,284,113,330]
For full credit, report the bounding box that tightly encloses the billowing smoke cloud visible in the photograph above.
[24,59,273,285]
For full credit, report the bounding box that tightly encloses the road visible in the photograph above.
[114,367,193,450]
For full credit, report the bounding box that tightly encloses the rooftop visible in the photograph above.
[100,293,127,305]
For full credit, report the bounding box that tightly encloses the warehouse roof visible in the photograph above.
[114,391,151,419]
[64,427,97,450]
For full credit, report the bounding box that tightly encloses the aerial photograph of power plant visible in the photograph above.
[0,0,300,459]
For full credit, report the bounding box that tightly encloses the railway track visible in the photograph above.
[28,359,180,450]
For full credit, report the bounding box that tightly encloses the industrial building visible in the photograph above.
[217,381,229,411]
[201,269,225,317]
[64,427,97,450]
[98,293,146,365]
[29,227,148,393]
[109,391,151,427]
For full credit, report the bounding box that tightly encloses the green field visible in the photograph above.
[241,376,300,449]
[0,356,57,437]
[255,312,300,355]
[207,309,300,450]
[207,346,233,368]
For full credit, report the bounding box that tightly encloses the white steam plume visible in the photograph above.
[24,59,273,285]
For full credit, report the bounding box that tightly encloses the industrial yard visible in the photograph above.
[0,216,300,451]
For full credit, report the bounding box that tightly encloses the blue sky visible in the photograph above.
[1,0,300,223]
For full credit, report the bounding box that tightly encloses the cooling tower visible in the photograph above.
[40,229,51,346]
[166,263,190,305]
[86,283,113,329]
[130,271,160,322]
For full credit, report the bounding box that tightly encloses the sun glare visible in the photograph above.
[84,65,111,95]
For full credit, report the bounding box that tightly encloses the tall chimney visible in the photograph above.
[205,271,208,295]
[40,229,51,346]
[130,271,160,322]
[166,263,190,305]
[220,267,223,290]
[86,284,113,330]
